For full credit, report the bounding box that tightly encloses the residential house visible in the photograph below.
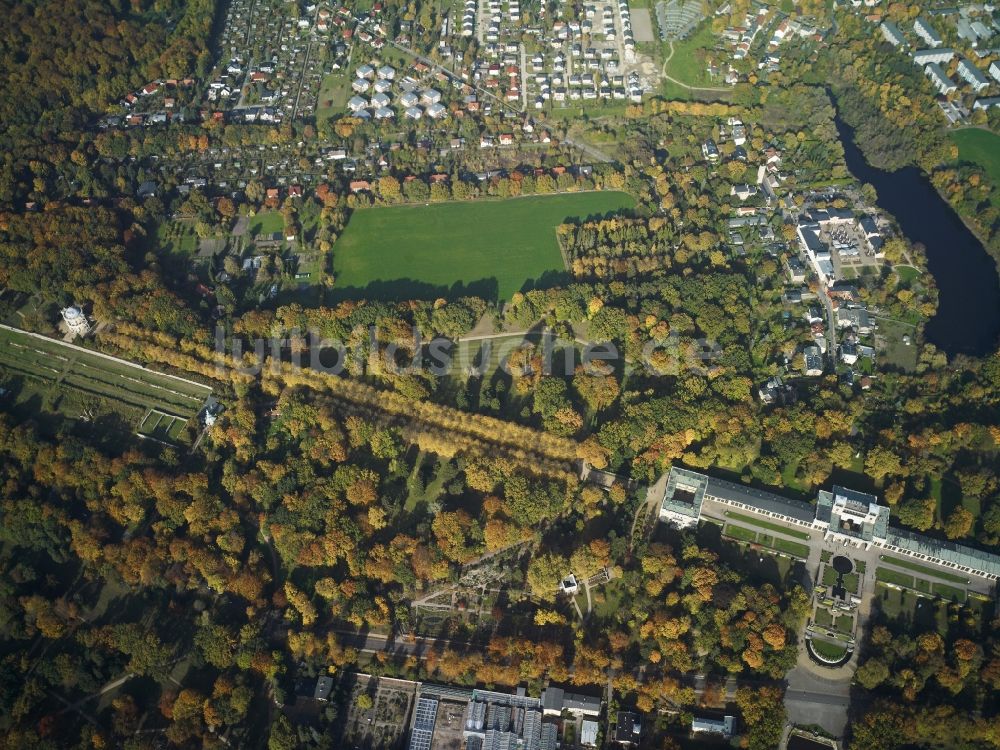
[840,341,859,365]
[691,715,735,737]
[880,20,906,47]
[912,48,955,66]
[425,102,447,118]
[614,712,641,746]
[925,63,957,94]
[580,719,599,747]
[803,345,824,376]
[958,18,993,47]
[836,306,873,334]
[313,676,334,701]
[785,255,807,284]
[913,17,942,47]
[957,59,991,92]
[540,687,602,718]
[758,376,796,406]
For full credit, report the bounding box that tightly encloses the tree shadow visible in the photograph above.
[519,269,572,294]
[328,277,501,304]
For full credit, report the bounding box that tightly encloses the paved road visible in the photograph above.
[786,689,850,706]
[821,288,838,358]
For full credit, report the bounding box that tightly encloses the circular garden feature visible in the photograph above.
[807,638,852,667]
[832,555,853,574]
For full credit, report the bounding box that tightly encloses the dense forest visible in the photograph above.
[0,0,217,206]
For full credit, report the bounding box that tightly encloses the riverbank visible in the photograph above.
[830,111,1000,357]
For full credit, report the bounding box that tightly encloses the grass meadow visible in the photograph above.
[332,192,634,301]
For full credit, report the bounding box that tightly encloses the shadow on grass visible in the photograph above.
[327,270,575,304]
[328,277,501,304]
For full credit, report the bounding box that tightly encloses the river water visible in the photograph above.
[833,114,1000,357]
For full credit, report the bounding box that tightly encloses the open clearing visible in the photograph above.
[332,192,635,301]
[951,129,1000,207]
[0,326,211,441]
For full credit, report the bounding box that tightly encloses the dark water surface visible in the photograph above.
[833,114,1000,356]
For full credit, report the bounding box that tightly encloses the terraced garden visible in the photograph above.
[0,326,211,443]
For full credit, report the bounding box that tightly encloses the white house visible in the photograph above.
[880,21,905,48]
[347,95,368,112]
[912,48,955,66]
[925,63,957,95]
[803,345,824,376]
[913,17,942,47]
[957,59,991,92]
[692,716,734,738]
[425,102,447,118]
[730,183,759,200]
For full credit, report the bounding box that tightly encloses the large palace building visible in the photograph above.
[658,466,1000,582]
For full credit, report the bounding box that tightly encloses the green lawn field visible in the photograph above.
[951,129,1000,207]
[249,211,285,237]
[723,510,812,539]
[810,639,849,660]
[661,23,719,89]
[878,555,969,584]
[332,192,635,301]
[876,567,914,588]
